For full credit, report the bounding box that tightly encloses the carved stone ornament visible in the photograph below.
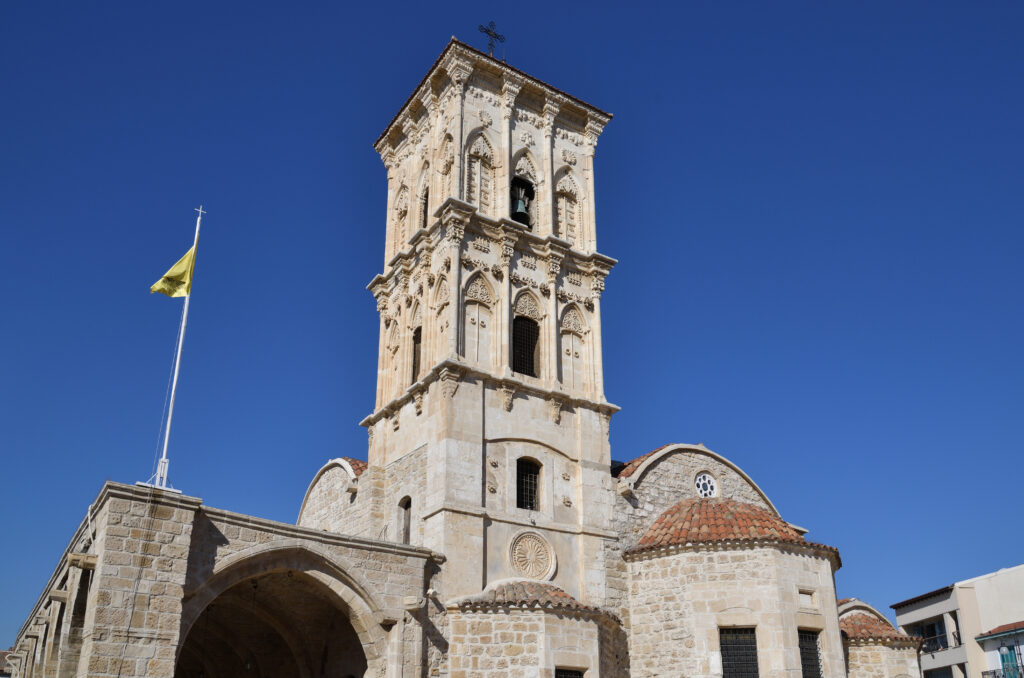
[514,294,542,321]
[561,472,571,481]
[413,390,424,415]
[367,426,375,444]
[465,277,493,304]
[562,496,573,507]
[392,412,400,432]
[561,308,584,334]
[520,130,534,148]
[500,242,515,268]
[498,384,515,411]
[487,483,497,494]
[478,110,493,128]
[548,398,563,424]
[508,531,556,580]
[561,149,578,166]
[489,458,499,468]
[514,155,538,183]
[439,368,461,399]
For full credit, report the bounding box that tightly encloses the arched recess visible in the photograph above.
[512,291,544,378]
[416,163,431,233]
[559,304,588,391]
[178,543,389,677]
[385,319,401,401]
[410,302,424,384]
[553,170,582,247]
[462,273,494,367]
[297,458,362,526]
[438,134,455,201]
[464,131,496,216]
[393,184,410,253]
[511,150,541,228]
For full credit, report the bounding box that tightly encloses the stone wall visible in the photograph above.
[846,643,920,678]
[447,608,610,677]
[626,544,843,678]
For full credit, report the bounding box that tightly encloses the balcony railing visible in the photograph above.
[920,632,961,653]
[982,664,1024,678]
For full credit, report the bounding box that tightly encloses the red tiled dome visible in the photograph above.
[450,580,615,619]
[840,613,915,643]
[631,497,804,552]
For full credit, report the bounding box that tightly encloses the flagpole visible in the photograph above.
[154,206,204,489]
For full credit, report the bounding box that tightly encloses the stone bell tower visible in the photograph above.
[362,38,617,604]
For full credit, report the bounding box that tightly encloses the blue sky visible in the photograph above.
[2,1,1022,641]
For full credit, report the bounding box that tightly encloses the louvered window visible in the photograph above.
[512,316,539,377]
[798,630,822,678]
[720,628,759,678]
[516,458,540,510]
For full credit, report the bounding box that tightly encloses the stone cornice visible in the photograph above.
[360,358,620,428]
[622,537,842,571]
[374,38,611,158]
[368,199,616,294]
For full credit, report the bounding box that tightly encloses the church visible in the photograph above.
[8,38,922,678]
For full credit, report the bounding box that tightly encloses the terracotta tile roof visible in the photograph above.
[450,579,613,618]
[625,498,840,565]
[612,445,672,478]
[341,457,367,477]
[837,598,854,606]
[840,613,917,644]
[977,620,1024,640]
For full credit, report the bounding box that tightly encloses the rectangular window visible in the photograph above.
[720,628,759,678]
[516,458,540,510]
[512,316,539,377]
[798,630,822,678]
[555,671,584,678]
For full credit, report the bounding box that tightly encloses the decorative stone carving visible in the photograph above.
[508,531,555,580]
[519,130,534,147]
[487,483,497,494]
[514,294,542,321]
[392,412,400,431]
[566,270,583,287]
[548,398,563,424]
[515,108,542,128]
[478,110,493,128]
[465,277,493,304]
[413,390,424,415]
[472,237,492,253]
[562,496,573,507]
[489,458,499,468]
[561,472,571,481]
[500,240,515,269]
[561,148,578,166]
[498,384,514,411]
[561,308,584,334]
[514,155,538,183]
[520,255,537,270]
[439,368,461,399]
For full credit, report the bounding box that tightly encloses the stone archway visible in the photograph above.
[176,545,388,678]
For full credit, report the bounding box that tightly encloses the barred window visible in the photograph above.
[512,316,539,377]
[798,630,822,678]
[721,628,759,678]
[555,670,584,678]
[411,327,422,383]
[516,458,540,511]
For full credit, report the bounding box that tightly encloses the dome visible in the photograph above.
[626,497,839,565]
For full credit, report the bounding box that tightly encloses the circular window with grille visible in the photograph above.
[694,472,717,498]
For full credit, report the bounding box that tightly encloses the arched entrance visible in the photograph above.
[176,569,367,678]
[176,545,390,678]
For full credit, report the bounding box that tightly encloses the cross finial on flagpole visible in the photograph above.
[195,205,206,216]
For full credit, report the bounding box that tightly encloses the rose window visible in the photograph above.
[694,472,717,498]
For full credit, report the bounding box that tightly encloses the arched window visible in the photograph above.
[398,496,412,544]
[394,185,410,251]
[560,307,585,390]
[411,326,422,383]
[516,459,540,510]
[511,155,538,228]
[512,316,539,377]
[465,136,494,214]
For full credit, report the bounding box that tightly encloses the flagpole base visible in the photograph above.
[135,481,183,494]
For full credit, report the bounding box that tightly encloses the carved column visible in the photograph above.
[583,117,603,252]
[448,60,473,202]
[501,77,521,221]
[590,271,607,399]
[383,159,398,264]
[499,236,515,376]
[374,290,389,410]
[445,213,467,360]
[541,97,560,238]
[545,252,562,387]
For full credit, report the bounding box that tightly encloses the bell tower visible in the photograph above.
[363,38,617,604]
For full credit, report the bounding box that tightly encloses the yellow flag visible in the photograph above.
[150,246,196,298]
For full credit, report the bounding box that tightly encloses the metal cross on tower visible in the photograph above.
[478,21,505,56]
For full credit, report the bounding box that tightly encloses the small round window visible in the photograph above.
[694,472,717,498]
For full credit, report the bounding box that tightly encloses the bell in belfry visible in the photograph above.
[511,177,534,227]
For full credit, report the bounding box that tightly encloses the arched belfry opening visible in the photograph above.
[175,569,369,678]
